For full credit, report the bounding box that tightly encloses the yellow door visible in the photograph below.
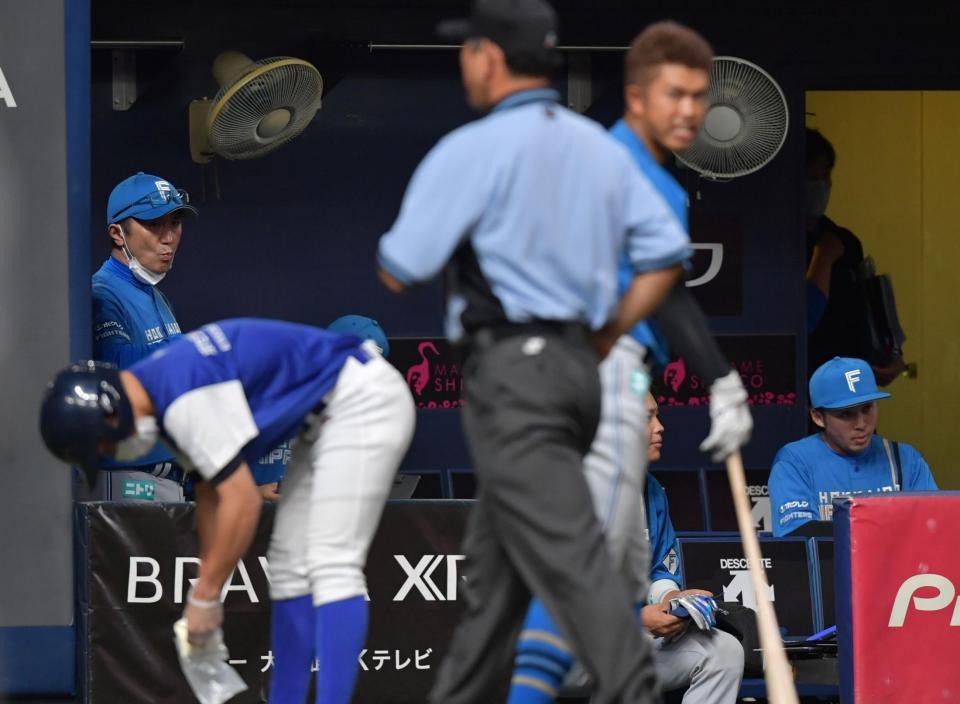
[806,91,960,488]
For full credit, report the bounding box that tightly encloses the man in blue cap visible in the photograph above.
[769,356,937,536]
[86,171,198,501]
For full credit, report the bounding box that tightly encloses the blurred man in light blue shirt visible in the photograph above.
[377,3,724,703]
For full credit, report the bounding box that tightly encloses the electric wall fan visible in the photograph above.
[190,50,323,163]
[675,56,788,180]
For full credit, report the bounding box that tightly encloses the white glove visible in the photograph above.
[699,370,753,462]
[173,619,247,704]
[184,586,224,648]
[668,594,719,631]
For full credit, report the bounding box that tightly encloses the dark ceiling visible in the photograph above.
[91,1,960,88]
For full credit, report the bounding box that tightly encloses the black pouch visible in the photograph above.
[714,602,763,678]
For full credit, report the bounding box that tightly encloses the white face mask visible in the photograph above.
[120,228,166,286]
[114,415,160,462]
[805,179,831,219]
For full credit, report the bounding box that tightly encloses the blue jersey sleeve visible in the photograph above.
[92,289,143,369]
[900,443,938,490]
[646,476,682,591]
[769,448,819,536]
[378,129,495,286]
[621,161,691,274]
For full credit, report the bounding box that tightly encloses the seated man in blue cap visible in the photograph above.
[86,171,198,501]
[769,357,938,537]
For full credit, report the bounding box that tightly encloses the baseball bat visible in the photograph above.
[724,450,799,704]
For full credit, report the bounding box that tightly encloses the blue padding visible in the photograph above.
[2,6,89,694]
[75,504,91,700]
[833,500,854,703]
[0,626,75,695]
[740,679,839,699]
[65,0,91,359]
[806,538,824,633]
[697,468,712,530]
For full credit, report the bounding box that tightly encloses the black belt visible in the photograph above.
[466,320,591,351]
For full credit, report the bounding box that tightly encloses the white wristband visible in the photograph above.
[187,588,221,609]
[649,579,682,606]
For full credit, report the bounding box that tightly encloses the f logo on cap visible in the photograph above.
[155,181,173,202]
[845,369,861,392]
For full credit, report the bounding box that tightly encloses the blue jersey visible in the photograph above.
[768,433,938,536]
[610,120,689,368]
[92,256,182,367]
[92,256,181,468]
[253,439,293,484]
[129,319,368,481]
[378,89,690,340]
[646,474,682,600]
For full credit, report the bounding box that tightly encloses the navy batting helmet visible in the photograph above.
[39,361,134,487]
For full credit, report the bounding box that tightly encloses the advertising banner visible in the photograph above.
[705,469,773,533]
[390,335,797,412]
[656,335,797,408]
[77,501,471,703]
[834,493,960,703]
[686,211,743,316]
[678,537,814,636]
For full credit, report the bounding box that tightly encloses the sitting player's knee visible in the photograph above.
[711,629,745,675]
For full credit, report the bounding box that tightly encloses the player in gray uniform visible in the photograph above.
[508,22,751,704]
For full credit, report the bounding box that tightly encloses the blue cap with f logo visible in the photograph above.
[106,172,198,225]
[809,356,891,409]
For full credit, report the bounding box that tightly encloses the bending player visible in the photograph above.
[508,22,751,704]
[38,318,414,704]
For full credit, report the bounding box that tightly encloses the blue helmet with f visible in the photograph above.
[39,361,134,487]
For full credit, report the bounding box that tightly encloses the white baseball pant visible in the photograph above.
[268,344,416,606]
[582,334,651,600]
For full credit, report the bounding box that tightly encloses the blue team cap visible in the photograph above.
[106,172,198,225]
[327,315,390,358]
[809,357,891,409]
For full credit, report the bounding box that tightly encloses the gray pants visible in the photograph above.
[76,467,184,502]
[429,331,658,704]
[655,629,744,704]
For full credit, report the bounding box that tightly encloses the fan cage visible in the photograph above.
[208,57,323,160]
[675,56,788,180]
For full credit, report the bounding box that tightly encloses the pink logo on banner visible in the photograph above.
[655,336,798,407]
[392,338,464,409]
[406,342,439,397]
[664,358,687,392]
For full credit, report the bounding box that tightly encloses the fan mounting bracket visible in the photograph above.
[92,40,184,111]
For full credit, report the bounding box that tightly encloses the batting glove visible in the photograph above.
[668,594,719,631]
[700,370,753,462]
